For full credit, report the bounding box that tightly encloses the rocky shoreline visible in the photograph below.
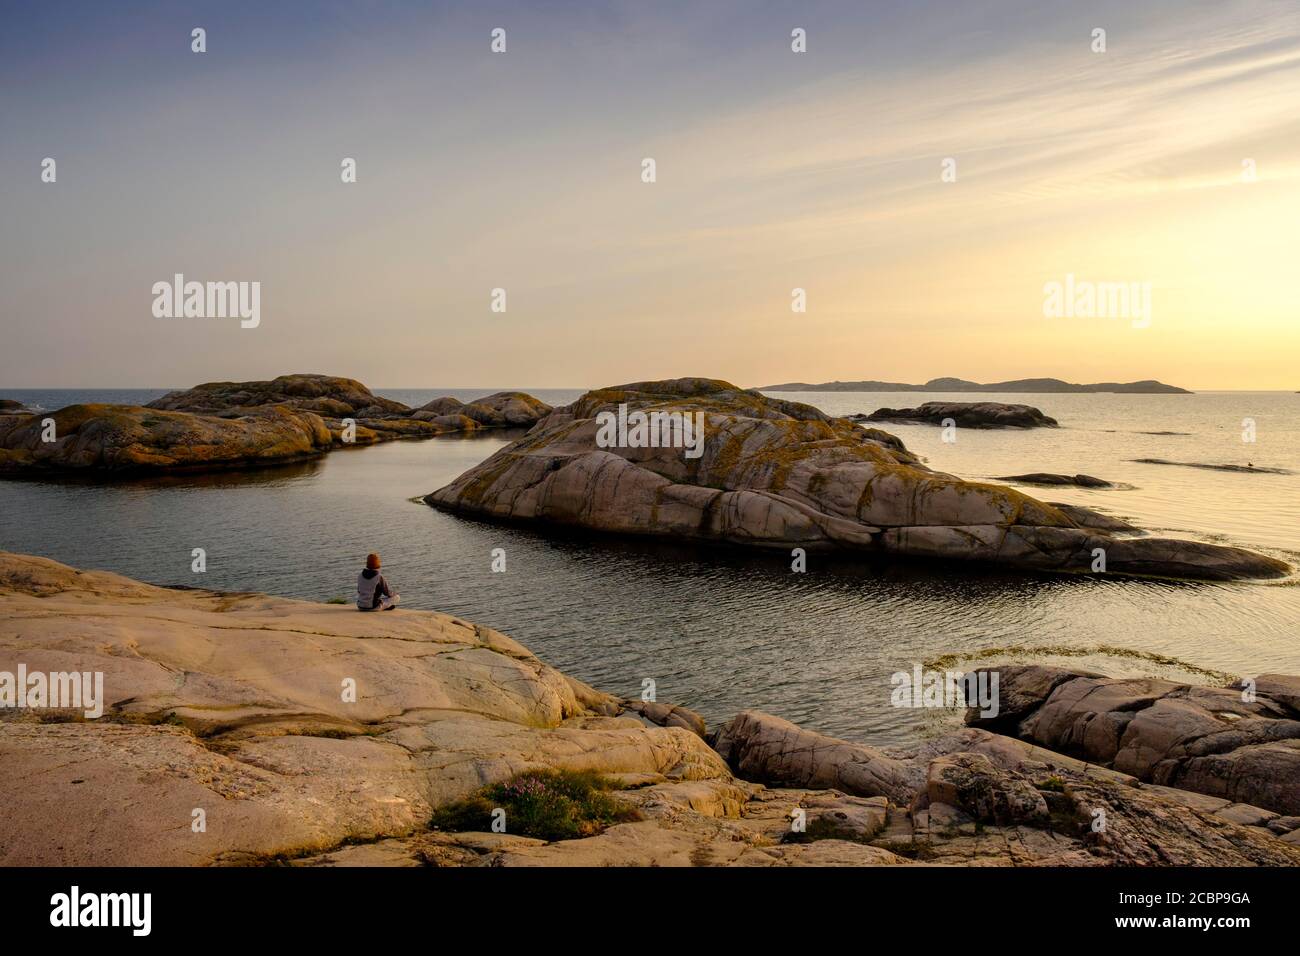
[2,551,1298,867]
[0,374,551,476]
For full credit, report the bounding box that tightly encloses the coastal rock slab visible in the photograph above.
[0,552,725,865]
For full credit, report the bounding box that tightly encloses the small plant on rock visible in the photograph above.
[429,769,639,841]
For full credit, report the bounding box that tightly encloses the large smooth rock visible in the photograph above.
[1020,676,1182,763]
[0,552,727,865]
[425,378,1289,581]
[711,710,914,803]
[963,665,1106,732]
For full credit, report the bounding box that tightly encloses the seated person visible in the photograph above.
[356,552,400,611]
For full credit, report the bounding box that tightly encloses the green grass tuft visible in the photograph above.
[429,769,639,842]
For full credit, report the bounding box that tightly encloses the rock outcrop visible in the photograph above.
[415,392,553,429]
[425,378,1289,581]
[711,710,915,803]
[0,403,334,474]
[0,375,552,476]
[147,374,410,419]
[3,552,1298,867]
[709,711,1300,866]
[965,665,1300,816]
[860,401,1058,429]
[924,752,1051,826]
[148,374,552,445]
[996,473,1112,488]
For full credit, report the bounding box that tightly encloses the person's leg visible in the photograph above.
[380,594,400,611]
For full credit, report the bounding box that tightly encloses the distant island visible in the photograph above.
[759,377,1192,394]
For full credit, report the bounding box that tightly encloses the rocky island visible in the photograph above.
[2,551,1298,867]
[0,374,551,476]
[858,401,1059,429]
[425,378,1288,582]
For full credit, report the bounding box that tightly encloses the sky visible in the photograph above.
[2,0,1299,390]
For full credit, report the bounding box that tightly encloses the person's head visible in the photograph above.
[365,552,381,570]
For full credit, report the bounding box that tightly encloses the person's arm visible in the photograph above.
[378,575,392,598]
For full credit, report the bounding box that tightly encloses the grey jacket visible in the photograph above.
[356,568,391,610]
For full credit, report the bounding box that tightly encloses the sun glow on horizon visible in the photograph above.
[2,0,1298,389]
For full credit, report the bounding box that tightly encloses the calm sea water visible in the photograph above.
[2,386,1299,746]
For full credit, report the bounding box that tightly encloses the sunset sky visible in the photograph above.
[2,0,1299,389]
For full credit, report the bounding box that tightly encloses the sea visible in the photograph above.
[2,386,1298,746]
